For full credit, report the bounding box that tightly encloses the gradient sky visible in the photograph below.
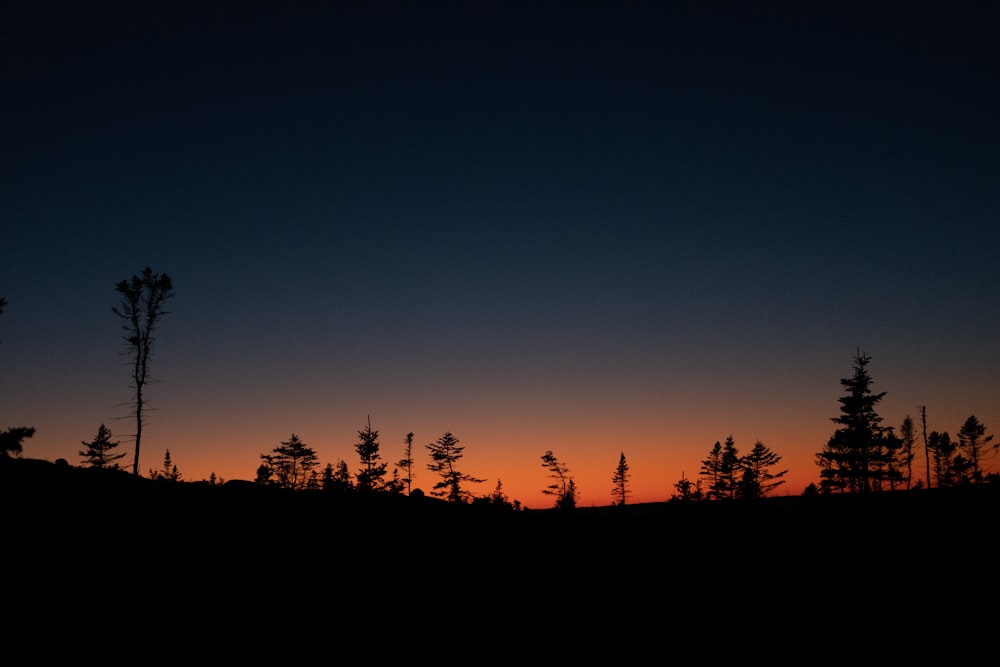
[3,1,998,508]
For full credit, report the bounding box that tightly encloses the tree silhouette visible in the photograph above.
[354,416,388,492]
[610,452,630,506]
[956,415,996,484]
[701,436,740,499]
[112,267,174,476]
[929,430,957,487]
[919,405,931,488]
[817,349,889,493]
[149,449,181,481]
[259,434,319,490]
[899,415,917,489]
[396,432,415,495]
[0,427,35,458]
[737,440,787,499]
[78,423,126,469]
[670,471,702,501]
[540,450,576,509]
[322,459,353,492]
[425,432,483,503]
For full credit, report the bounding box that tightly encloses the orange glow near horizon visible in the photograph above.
[21,389,996,510]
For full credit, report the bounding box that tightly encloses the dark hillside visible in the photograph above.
[2,458,996,660]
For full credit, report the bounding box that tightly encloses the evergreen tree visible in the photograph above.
[260,434,319,491]
[149,449,181,481]
[899,415,917,489]
[425,432,483,503]
[737,440,787,499]
[610,452,630,506]
[718,436,741,499]
[670,472,702,502]
[816,349,888,493]
[396,432,415,495]
[929,431,957,487]
[956,415,996,484]
[540,450,576,509]
[699,441,723,499]
[354,416,388,492]
[78,423,126,469]
[879,426,905,491]
[322,459,354,493]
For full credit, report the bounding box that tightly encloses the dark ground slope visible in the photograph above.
[2,458,998,661]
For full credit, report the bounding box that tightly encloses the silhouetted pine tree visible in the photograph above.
[354,416,388,492]
[396,432,415,495]
[611,452,630,506]
[79,423,126,469]
[817,350,890,493]
[259,434,318,490]
[737,440,787,499]
[149,449,181,481]
[540,450,576,509]
[426,432,483,503]
[899,415,918,489]
[956,415,996,484]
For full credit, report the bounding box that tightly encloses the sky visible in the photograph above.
[3,1,998,508]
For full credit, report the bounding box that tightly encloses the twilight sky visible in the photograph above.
[3,1,998,508]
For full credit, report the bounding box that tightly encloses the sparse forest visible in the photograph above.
[3,285,999,660]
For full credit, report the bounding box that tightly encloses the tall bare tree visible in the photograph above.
[112,267,174,476]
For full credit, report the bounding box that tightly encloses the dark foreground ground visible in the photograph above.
[2,458,998,662]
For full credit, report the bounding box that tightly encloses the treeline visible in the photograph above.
[3,277,998,508]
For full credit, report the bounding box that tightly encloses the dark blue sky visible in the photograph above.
[3,1,998,505]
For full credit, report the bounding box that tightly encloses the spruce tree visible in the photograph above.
[79,423,126,469]
[610,452,630,506]
[354,416,388,492]
[426,432,483,503]
[817,349,888,493]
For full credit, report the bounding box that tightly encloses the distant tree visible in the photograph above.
[816,349,889,493]
[354,416,388,492]
[737,440,787,499]
[322,459,354,493]
[0,427,35,458]
[425,432,484,503]
[610,452,631,506]
[473,479,515,510]
[78,423,126,469]
[919,405,931,488]
[956,415,996,484]
[540,450,577,509]
[205,472,224,485]
[670,471,703,502]
[879,426,906,491]
[899,415,917,489]
[112,267,175,476]
[929,431,957,487]
[255,463,272,485]
[699,441,723,499]
[396,432,415,495]
[260,433,319,491]
[149,449,181,481]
